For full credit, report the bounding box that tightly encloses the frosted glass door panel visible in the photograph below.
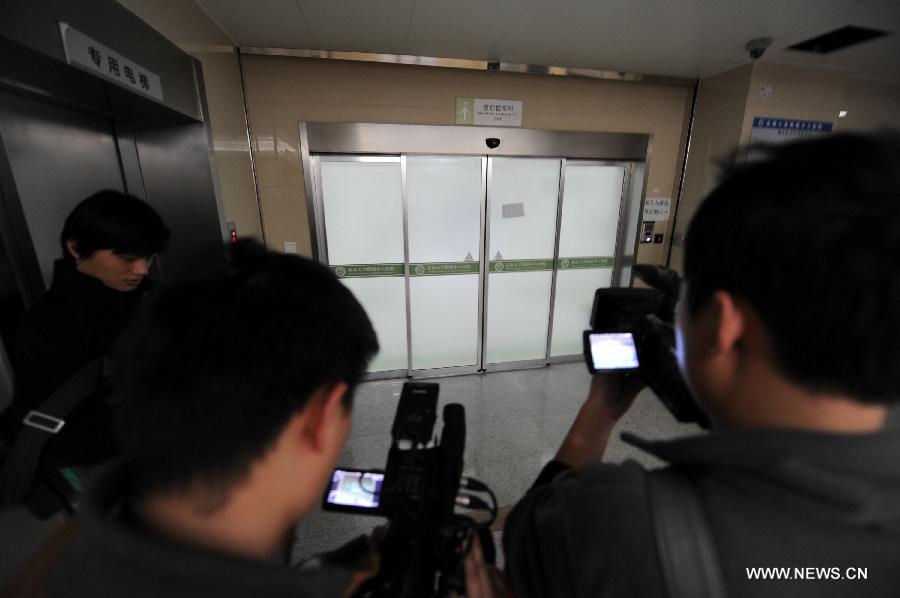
[407,157,482,262]
[550,269,614,356]
[320,161,404,265]
[319,159,406,372]
[410,276,479,369]
[488,158,560,259]
[551,164,626,356]
[342,278,408,372]
[486,158,561,364]
[486,272,554,362]
[557,165,624,257]
[407,157,483,370]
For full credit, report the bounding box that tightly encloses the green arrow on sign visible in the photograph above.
[456,98,474,125]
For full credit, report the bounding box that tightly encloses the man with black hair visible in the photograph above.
[1,190,169,470]
[501,133,900,597]
[47,241,379,597]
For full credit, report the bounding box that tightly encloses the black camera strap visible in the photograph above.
[0,358,103,507]
[648,468,727,598]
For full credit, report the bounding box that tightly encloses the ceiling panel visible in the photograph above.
[196,0,312,48]
[498,0,704,74]
[404,0,532,60]
[297,0,416,55]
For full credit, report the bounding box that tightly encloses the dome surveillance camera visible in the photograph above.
[746,37,772,60]
[486,137,500,149]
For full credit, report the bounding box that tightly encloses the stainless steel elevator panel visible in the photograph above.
[0,91,125,290]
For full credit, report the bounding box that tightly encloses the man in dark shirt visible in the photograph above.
[502,133,900,597]
[47,241,380,597]
[1,190,169,470]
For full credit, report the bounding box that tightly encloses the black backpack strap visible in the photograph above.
[0,358,103,507]
[648,468,727,598]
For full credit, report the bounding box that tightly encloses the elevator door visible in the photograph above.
[0,90,126,290]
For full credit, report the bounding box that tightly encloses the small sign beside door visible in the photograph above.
[456,98,523,127]
[642,197,671,221]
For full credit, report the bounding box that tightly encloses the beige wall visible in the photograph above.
[669,64,752,272]
[742,63,900,141]
[116,0,263,242]
[672,61,900,273]
[241,56,693,261]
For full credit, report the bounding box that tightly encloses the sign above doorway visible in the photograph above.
[456,98,523,127]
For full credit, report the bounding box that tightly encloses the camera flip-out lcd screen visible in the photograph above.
[323,469,384,513]
[585,331,640,372]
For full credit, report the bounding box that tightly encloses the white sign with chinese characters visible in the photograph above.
[474,99,522,127]
[59,23,164,102]
[642,197,671,221]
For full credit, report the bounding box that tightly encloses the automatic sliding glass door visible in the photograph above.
[314,153,634,376]
[484,158,562,367]
[407,156,484,372]
[549,162,628,357]
[318,157,408,374]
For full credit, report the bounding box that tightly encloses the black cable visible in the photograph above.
[459,477,498,529]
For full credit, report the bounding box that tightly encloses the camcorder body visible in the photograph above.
[584,265,710,427]
[323,382,494,597]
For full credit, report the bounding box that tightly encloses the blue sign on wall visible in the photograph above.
[748,117,833,160]
[752,117,833,133]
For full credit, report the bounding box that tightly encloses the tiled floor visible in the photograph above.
[290,361,703,562]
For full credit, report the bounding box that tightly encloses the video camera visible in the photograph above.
[322,382,497,597]
[582,265,710,427]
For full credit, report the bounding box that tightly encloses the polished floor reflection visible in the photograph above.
[290,361,702,562]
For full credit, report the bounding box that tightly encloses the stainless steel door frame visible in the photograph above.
[478,157,493,371]
[303,122,648,160]
[410,364,482,380]
[475,156,488,372]
[611,164,634,287]
[544,158,567,362]
[400,155,413,373]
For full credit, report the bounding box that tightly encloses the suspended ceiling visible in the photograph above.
[195,0,900,82]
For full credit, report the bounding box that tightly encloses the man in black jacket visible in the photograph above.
[501,133,900,597]
[47,241,380,597]
[1,190,169,470]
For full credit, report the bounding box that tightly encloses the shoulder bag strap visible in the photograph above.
[648,468,727,598]
[0,358,103,506]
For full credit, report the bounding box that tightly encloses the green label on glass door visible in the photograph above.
[557,256,615,269]
[410,262,480,276]
[488,259,554,273]
[330,263,404,278]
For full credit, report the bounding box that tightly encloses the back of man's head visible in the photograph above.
[61,190,170,260]
[684,132,900,404]
[114,240,378,498]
